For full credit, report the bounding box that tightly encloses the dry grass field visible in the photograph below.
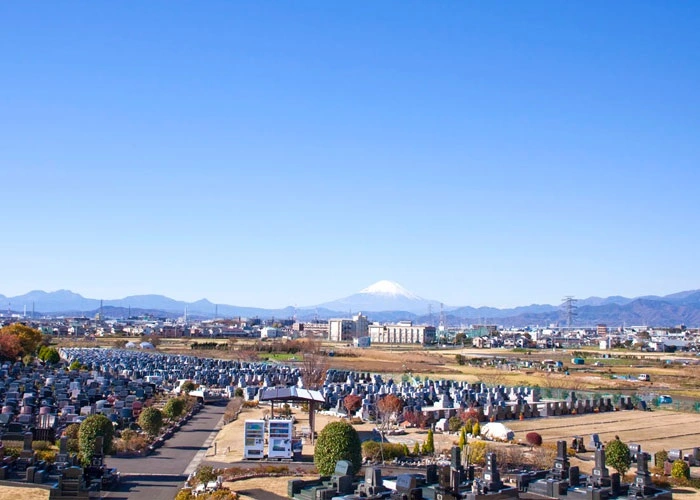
[507,409,700,455]
[0,486,49,500]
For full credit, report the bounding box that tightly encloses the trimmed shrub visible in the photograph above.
[525,432,543,447]
[472,421,481,437]
[361,441,408,462]
[448,416,463,433]
[671,459,690,480]
[314,421,362,476]
[467,440,488,465]
[424,429,435,454]
[78,414,115,466]
[654,450,668,468]
[138,407,164,436]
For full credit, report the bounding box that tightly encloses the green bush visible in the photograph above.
[654,450,668,468]
[472,421,481,437]
[361,441,407,462]
[605,439,631,477]
[61,423,81,453]
[314,421,362,476]
[671,459,690,480]
[467,440,487,465]
[194,465,218,485]
[448,416,463,433]
[32,440,53,451]
[78,414,115,466]
[138,407,164,436]
[458,427,467,449]
[164,397,187,421]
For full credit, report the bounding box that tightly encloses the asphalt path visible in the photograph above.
[103,402,227,500]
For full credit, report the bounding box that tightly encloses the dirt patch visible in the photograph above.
[224,475,317,500]
[0,486,49,500]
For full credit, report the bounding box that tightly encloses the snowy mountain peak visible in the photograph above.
[359,280,421,299]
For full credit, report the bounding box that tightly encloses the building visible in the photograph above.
[329,319,355,342]
[368,321,436,345]
[261,326,282,339]
[328,313,368,342]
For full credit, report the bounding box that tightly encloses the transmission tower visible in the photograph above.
[561,296,578,328]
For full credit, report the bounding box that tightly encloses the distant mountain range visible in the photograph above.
[1,281,700,327]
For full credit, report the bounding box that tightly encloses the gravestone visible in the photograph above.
[56,435,70,464]
[629,451,653,496]
[590,448,611,487]
[551,440,569,481]
[330,460,354,494]
[483,452,504,493]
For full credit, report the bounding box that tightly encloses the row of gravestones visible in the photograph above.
[326,382,631,424]
[60,347,305,390]
[322,375,544,419]
[289,440,671,500]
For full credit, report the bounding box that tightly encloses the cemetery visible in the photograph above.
[0,344,697,499]
[320,369,636,427]
[287,442,672,500]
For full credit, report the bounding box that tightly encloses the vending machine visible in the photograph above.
[243,420,266,459]
[267,419,293,459]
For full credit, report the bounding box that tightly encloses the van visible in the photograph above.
[638,374,651,382]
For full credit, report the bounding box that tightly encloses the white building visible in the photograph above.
[369,321,436,345]
[261,326,282,339]
[328,313,369,342]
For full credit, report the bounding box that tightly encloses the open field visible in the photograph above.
[507,409,700,455]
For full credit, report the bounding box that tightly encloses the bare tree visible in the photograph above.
[300,340,328,389]
[376,394,403,462]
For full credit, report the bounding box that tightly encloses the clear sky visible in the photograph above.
[1,2,699,309]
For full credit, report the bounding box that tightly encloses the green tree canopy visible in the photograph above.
[39,346,60,364]
[605,439,631,477]
[181,380,197,394]
[138,407,164,436]
[163,397,187,421]
[78,414,115,466]
[314,421,362,476]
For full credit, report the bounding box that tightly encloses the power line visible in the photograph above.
[561,296,578,327]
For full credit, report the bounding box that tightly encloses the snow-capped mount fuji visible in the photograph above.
[313,280,442,314]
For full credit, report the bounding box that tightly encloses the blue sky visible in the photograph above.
[1,2,699,309]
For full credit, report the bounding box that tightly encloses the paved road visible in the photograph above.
[104,403,227,500]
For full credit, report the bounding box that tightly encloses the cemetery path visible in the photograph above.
[103,402,227,500]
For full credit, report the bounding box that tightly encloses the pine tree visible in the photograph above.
[425,428,435,454]
[472,420,481,437]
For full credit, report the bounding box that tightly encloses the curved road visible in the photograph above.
[104,403,227,500]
